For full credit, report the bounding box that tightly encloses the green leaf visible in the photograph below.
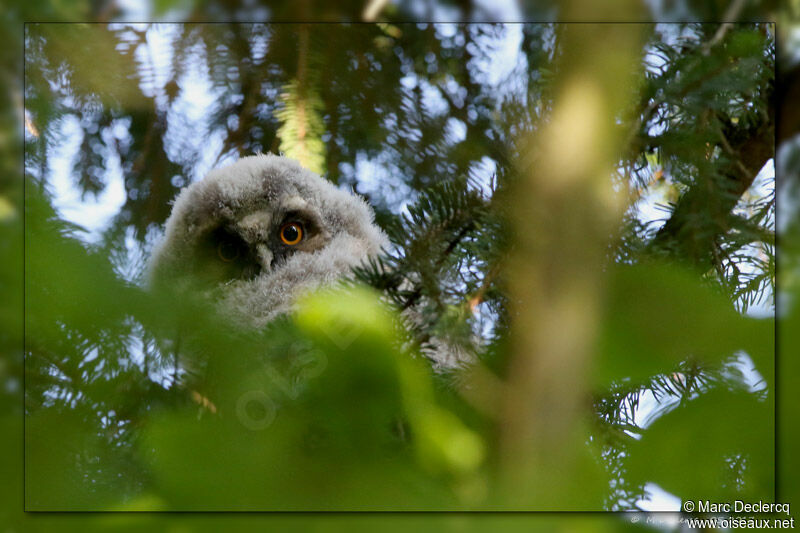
[625,389,773,502]
[593,263,771,387]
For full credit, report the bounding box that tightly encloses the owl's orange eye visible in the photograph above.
[217,241,240,262]
[280,222,303,245]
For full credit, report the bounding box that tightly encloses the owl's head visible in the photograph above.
[149,154,388,327]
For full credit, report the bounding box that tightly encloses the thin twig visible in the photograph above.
[362,0,390,22]
[703,0,748,55]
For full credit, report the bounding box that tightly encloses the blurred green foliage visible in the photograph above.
[0,0,789,530]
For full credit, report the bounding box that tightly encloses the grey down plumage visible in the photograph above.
[149,154,389,328]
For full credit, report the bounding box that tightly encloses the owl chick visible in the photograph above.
[149,154,388,327]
